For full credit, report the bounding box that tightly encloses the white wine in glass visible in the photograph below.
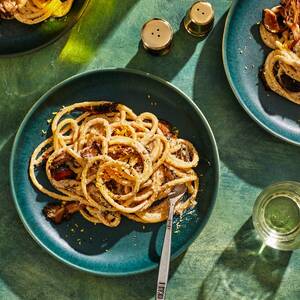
[253,181,300,251]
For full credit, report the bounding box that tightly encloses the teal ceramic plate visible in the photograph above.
[0,0,89,56]
[223,0,300,145]
[10,69,219,276]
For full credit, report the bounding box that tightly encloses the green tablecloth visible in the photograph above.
[1,1,299,299]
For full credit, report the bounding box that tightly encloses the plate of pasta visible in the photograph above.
[0,0,89,56]
[223,0,300,145]
[10,68,219,276]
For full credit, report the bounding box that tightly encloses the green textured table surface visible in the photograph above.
[1,1,300,299]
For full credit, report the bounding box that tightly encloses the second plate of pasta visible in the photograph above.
[223,0,300,145]
[0,0,89,56]
[10,68,219,276]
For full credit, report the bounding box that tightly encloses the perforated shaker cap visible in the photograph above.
[141,18,173,55]
[184,1,214,37]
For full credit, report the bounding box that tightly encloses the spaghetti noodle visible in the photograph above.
[29,101,200,227]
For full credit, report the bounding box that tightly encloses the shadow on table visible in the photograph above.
[0,137,184,299]
[197,218,291,300]
[126,21,203,81]
[193,12,300,188]
[57,0,139,68]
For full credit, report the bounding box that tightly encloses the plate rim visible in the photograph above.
[222,0,300,147]
[0,0,90,57]
[9,68,220,276]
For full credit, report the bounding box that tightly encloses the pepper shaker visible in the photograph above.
[183,1,214,37]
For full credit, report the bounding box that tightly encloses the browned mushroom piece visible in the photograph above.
[43,202,83,224]
[49,152,77,181]
[42,203,65,224]
[108,144,135,160]
[80,142,102,159]
[51,152,73,167]
[263,7,286,34]
[51,164,76,181]
[78,102,120,114]
[162,165,176,181]
[158,119,178,139]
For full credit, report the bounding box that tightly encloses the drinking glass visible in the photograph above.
[253,181,300,251]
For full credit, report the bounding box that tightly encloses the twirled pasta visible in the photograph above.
[260,0,300,104]
[29,101,200,227]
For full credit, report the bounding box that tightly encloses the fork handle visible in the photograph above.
[156,203,175,300]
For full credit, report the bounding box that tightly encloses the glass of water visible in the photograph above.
[253,181,300,251]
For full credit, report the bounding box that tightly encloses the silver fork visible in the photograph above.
[156,184,187,300]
